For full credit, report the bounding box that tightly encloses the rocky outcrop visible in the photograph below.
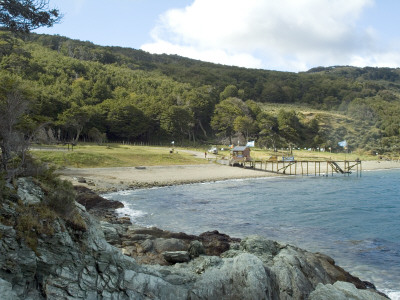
[309,281,388,300]
[0,179,388,299]
[74,186,124,221]
[17,177,44,205]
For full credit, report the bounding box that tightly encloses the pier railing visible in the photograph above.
[217,159,362,176]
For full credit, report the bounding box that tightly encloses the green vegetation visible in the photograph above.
[0,0,61,33]
[15,203,56,252]
[0,30,399,169]
[0,169,87,252]
[33,144,208,168]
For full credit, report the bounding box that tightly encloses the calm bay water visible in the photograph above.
[104,169,400,298]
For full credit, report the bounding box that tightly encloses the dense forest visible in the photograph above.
[1,30,399,155]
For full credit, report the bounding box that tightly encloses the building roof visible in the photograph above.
[232,146,249,151]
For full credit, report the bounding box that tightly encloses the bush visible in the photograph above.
[40,177,87,232]
[44,178,76,218]
[15,204,57,252]
[0,173,9,203]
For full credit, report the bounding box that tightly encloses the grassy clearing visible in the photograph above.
[31,143,379,169]
[32,144,208,168]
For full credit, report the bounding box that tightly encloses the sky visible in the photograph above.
[34,0,400,72]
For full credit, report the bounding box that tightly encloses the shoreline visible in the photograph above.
[66,160,398,298]
[57,160,400,193]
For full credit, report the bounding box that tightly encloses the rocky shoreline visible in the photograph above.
[0,179,390,299]
[75,186,388,299]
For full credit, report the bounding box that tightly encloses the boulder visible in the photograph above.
[190,253,271,300]
[140,239,154,252]
[77,177,86,183]
[100,221,121,245]
[154,238,187,253]
[240,235,280,261]
[199,230,240,256]
[188,240,205,258]
[163,251,190,264]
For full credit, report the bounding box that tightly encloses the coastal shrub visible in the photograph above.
[40,177,87,232]
[0,173,8,203]
[15,203,56,252]
[20,154,50,178]
[44,178,76,218]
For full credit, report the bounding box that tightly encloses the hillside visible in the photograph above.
[0,31,399,154]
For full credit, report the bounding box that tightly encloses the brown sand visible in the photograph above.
[57,158,400,193]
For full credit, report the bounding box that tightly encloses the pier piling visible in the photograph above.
[230,160,362,177]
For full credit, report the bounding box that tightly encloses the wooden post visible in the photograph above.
[307,161,309,176]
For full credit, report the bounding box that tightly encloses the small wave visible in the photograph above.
[383,290,400,300]
[115,205,147,222]
[101,190,134,198]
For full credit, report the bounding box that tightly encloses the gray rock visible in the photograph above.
[140,239,154,252]
[17,177,43,205]
[0,278,19,300]
[77,177,86,183]
[124,233,153,241]
[163,251,190,264]
[240,235,280,261]
[190,253,271,300]
[188,240,205,258]
[309,281,388,300]
[100,221,121,245]
[154,238,187,253]
[0,184,386,300]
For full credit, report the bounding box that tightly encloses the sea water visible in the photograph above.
[104,169,400,298]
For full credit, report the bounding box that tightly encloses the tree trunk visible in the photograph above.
[73,126,83,144]
[198,119,208,137]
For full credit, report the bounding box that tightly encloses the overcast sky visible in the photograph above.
[34,0,400,72]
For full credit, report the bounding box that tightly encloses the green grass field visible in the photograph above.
[31,144,208,168]
[31,142,379,169]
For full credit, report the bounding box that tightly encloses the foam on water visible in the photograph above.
[115,204,149,225]
[385,291,400,300]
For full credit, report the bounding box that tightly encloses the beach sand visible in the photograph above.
[58,163,281,192]
[57,158,400,193]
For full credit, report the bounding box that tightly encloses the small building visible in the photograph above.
[230,146,251,165]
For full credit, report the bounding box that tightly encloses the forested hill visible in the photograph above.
[1,31,399,154]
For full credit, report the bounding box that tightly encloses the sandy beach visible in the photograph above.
[57,158,400,193]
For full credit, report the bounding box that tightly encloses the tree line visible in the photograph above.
[1,28,400,180]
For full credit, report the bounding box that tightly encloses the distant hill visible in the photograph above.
[0,31,398,154]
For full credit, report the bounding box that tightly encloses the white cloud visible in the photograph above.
[141,0,400,72]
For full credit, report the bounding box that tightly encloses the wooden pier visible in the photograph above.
[228,159,362,176]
